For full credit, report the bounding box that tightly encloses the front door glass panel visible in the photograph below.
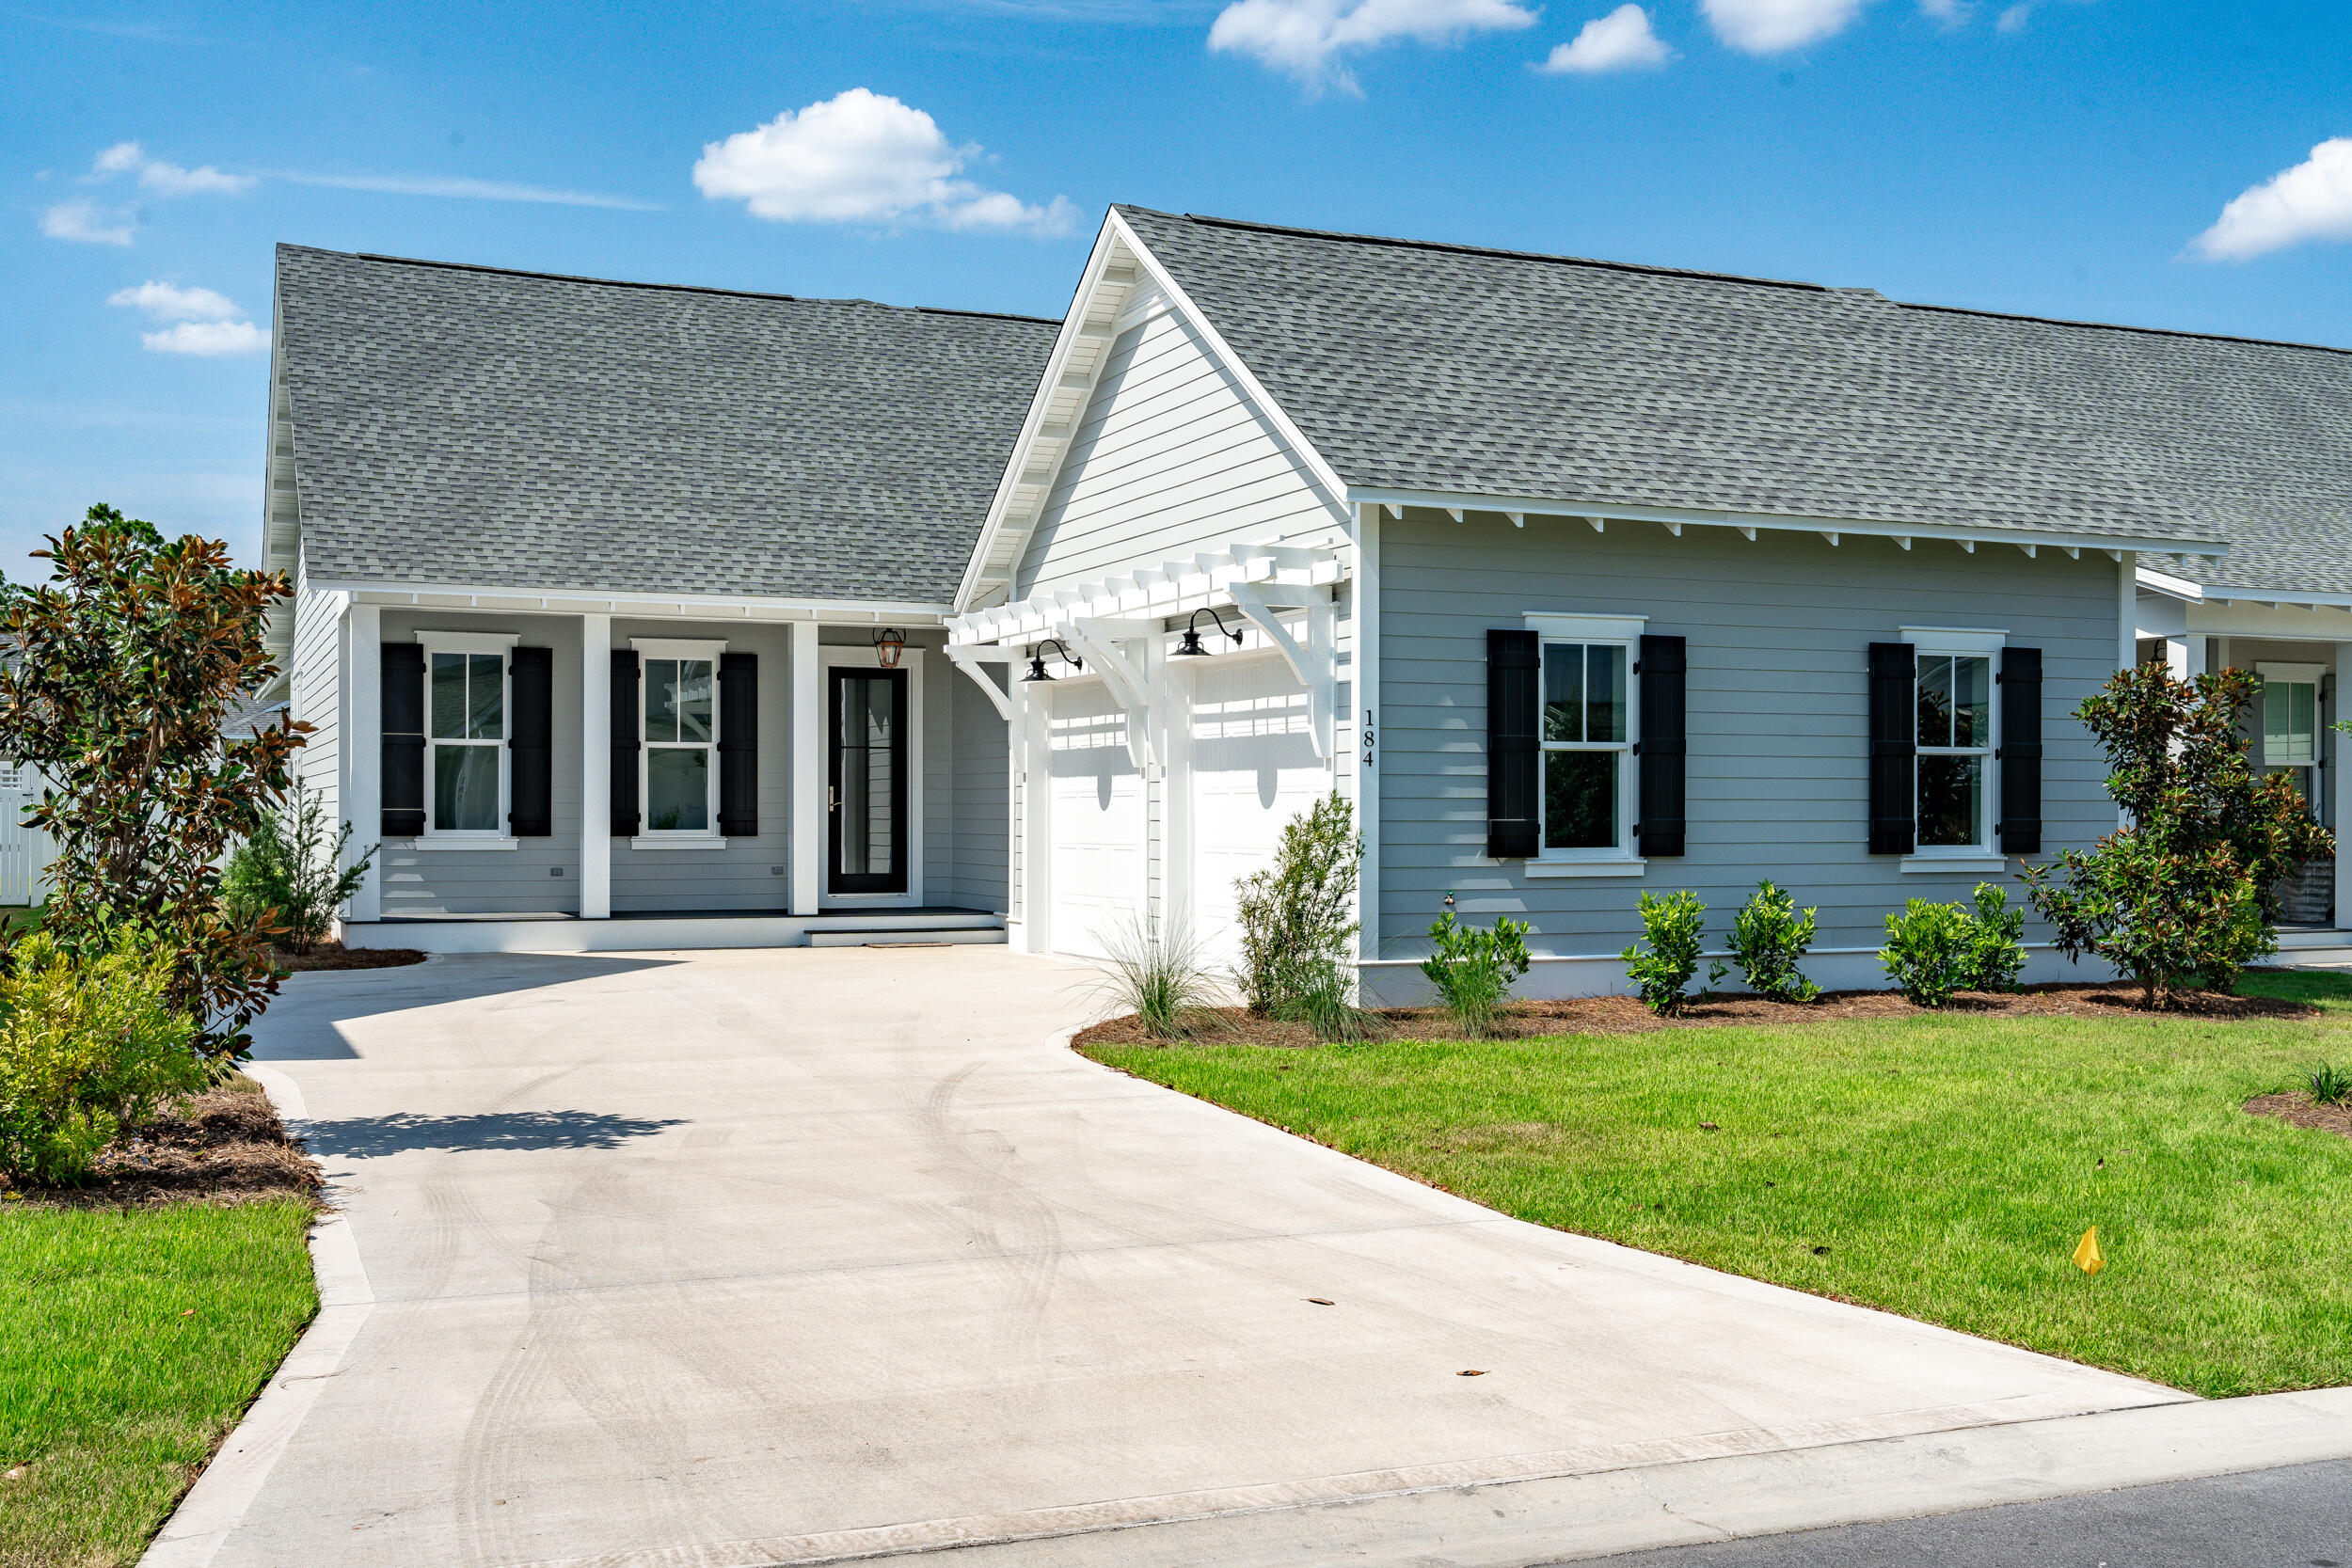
[830,669,907,894]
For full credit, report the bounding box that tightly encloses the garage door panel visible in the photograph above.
[1047,683,1144,961]
[1187,655,1331,968]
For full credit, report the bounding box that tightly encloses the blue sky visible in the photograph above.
[5,0,2347,571]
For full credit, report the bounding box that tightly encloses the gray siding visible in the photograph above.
[288,571,342,820]
[1377,511,2122,956]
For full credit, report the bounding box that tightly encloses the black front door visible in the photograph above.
[828,668,908,895]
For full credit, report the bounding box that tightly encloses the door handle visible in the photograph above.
[829,786,837,812]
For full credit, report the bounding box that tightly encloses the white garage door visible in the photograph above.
[1188,653,1329,969]
[1046,681,1145,961]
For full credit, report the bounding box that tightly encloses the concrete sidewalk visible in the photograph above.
[151,947,2255,1568]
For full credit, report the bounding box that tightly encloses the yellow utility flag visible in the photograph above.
[2073,1227,2106,1276]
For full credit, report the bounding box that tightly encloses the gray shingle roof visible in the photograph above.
[1117,208,2352,575]
[275,245,1058,605]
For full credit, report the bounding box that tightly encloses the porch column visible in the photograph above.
[791,620,822,915]
[345,600,382,923]
[1352,502,1382,964]
[580,613,611,919]
[2335,641,2351,928]
[1021,677,1053,954]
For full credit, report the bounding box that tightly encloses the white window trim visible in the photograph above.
[1526,617,1642,869]
[2253,662,2324,786]
[1902,628,2005,861]
[416,636,514,843]
[633,639,727,841]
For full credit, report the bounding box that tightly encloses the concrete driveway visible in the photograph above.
[161,946,2194,1568]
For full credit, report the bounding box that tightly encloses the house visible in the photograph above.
[271,211,2352,990]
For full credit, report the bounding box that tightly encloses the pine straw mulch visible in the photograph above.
[4,1077,324,1210]
[271,941,426,973]
[2244,1091,2352,1142]
[1074,978,2320,1050]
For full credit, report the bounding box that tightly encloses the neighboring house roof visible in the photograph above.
[273,245,1059,606]
[1114,207,2352,565]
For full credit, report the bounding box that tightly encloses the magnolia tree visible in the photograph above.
[2024,663,2329,1007]
[0,504,306,1058]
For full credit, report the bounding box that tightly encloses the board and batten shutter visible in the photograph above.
[1997,645,2042,855]
[1634,634,1687,858]
[507,645,553,837]
[611,649,641,836]
[1486,629,1541,859]
[717,652,757,837]
[1867,641,1916,855]
[380,642,426,838]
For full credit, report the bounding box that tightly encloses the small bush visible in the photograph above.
[1094,915,1217,1040]
[1622,890,1707,1015]
[223,776,375,955]
[1966,882,2029,993]
[2311,1062,2352,1107]
[0,923,202,1184]
[1420,909,1532,1037]
[1233,793,1361,1016]
[1881,899,1976,1008]
[1729,880,1819,1003]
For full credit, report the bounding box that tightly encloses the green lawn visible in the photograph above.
[1,1200,317,1568]
[1082,973,2352,1398]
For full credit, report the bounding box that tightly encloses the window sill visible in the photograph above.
[1900,853,2008,874]
[628,836,730,851]
[410,837,518,851]
[1525,857,1646,879]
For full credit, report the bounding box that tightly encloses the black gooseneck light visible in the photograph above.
[1022,639,1083,683]
[1169,606,1246,658]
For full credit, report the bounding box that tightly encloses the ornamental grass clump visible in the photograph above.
[1420,906,1532,1037]
[1728,880,1819,1003]
[2310,1062,2352,1108]
[0,922,202,1184]
[1622,890,1706,1015]
[1094,914,1218,1041]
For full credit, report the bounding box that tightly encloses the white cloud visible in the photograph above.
[274,170,660,210]
[106,280,269,356]
[40,199,135,245]
[1918,0,1968,19]
[1700,0,1870,53]
[90,140,255,196]
[1208,0,1538,91]
[106,281,241,321]
[135,320,271,356]
[693,89,1075,233]
[1538,3,1672,71]
[2191,139,2352,262]
[1994,0,2029,29]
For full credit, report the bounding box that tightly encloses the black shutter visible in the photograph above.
[507,646,552,837]
[1487,629,1540,859]
[1997,645,2042,855]
[381,643,425,838]
[1634,634,1687,858]
[718,652,757,837]
[1867,641,1916,856]
[611,649,640,836]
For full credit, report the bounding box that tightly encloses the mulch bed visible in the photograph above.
[5,1078,323,1209]
[272,941,426,973]
[1075,979,2318,1049]
[2245,1091,2352,1141]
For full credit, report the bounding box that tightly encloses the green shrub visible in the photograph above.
[1728,880,1819,1002]
[1881,899,1976,1008]
[1420,908,1532,1037]
[1965,882,2029,993]
[1292,969,1385,1043]
[2310,1062,2352,1107]
[1622,890,1707,1015]
[1232,792,1361,1016]
[223,776,375,955]
[1094,914,1217,1040]
[0,924,202,1184]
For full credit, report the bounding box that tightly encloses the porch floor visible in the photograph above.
[345,907,1005,954]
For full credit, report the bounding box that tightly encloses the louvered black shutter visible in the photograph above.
[1487,629,1540,859]
[507,646,552,837]
[1997,645,2042,855]
[381,643,425,837]
[718,653,757,837]
[1634,635,1687,857]
[611,649,640,836]
[1867,641,1915,855]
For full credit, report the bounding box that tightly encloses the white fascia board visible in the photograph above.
[2135,564,2207,603]
[2196,586,2352,611]
[316,578,951,623]
[1346,485,2231,561]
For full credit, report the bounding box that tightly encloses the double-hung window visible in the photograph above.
[2257,663,2323,817]
[1915,649,1994,851]
[1541,639,1634,857]
[420,639,513,838]
[637,641,722,837]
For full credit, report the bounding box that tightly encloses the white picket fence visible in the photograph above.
[0,767,56,908]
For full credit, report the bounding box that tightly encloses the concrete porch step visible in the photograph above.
[808,927,1008,948]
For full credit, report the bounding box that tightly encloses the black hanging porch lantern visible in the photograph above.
[1170,606,1245,658]
[1023,639,1082,682]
